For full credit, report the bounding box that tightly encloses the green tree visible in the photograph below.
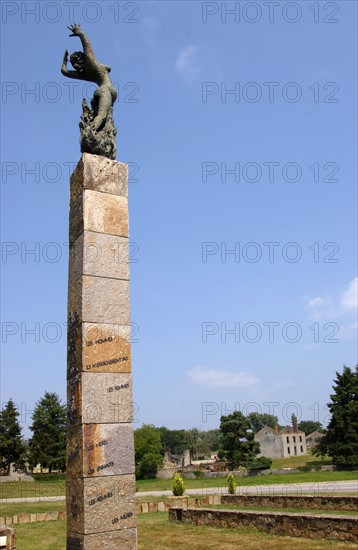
[314,366,358,468]
[158,427,187,455]
[205,429,223,451]
[28,392,66,472]
[0,399,26,475]
[220,411,260,469]
[298,420,323,435]
[247,412,279,434]
[134,424,163,479]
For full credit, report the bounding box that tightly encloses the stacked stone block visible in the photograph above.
[66,153,137,549]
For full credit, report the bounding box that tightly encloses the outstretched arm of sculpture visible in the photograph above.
[67,23,95,60]
[61,49,83,80]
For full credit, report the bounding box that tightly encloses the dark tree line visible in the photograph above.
[1,365,356,475]
[0,392,66,474]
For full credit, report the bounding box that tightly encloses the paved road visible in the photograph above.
[1,480,356,503]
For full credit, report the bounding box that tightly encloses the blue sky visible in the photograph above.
[1,1,357,437]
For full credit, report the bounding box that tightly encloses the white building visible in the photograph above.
[255,425,307,459]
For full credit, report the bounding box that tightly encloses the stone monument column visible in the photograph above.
[66,153,137,549]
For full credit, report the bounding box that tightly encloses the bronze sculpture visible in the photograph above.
[61,24,117,159]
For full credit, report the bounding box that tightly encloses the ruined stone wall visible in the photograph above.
[169,507,358,543]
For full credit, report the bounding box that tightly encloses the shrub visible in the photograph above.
[193,470,204,478]
[172,472,185,496]
[248,456,272,471]
[136,452,163,479]
[227,473,237,494]
[32,473,66,482]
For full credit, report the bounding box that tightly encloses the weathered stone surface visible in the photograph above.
[67,527,137,550]
[68,276,130,326]
[85,191,128,237]
[169,507,358,543]
[45,512,59,522]
[67,156,136,548]
[70,232,129,282]
[67,423,135,477]
[68,323,131,378]
[67,373,133,426]
[70,154,128,202]
[70,192,128,245]
[18,514,31,524]
[67,474,135,535]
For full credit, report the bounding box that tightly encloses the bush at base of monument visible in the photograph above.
[227,473,237,494]
[172,472,185,496]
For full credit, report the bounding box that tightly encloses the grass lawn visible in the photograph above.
[271,453,332,469]
[14,514,357,550]
[0,501,66,516]
[1,469,357,500]
[205,504,358,517]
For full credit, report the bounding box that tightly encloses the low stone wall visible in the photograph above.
[222,494,358,511]
[0,511,66,526]
[0,496,222,526]
[0,475,33,483]
[169,507,358,543]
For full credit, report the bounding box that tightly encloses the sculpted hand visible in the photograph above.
[63,49,69,64]
[68,23,82,37]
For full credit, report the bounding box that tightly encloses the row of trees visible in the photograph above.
[1,365,357,475]
[0,392,66,475]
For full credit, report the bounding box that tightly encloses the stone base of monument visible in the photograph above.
[67,528,137,550]
[0,525,16,549]
[66,153,137,549]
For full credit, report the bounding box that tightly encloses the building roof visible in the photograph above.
[280,425,304,434]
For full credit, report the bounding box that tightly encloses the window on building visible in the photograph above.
[300,446,304,453]
[299,436,302,442]
[286,437,289,443]
[294,447,297,455]
[293,436,296,443]
[287,447,290,454]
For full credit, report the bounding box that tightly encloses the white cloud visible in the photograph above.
[305,277,358,322]
[188,367,259,387]
[340,277,358,313]
[306,296,332,310]
[175,46,203,81]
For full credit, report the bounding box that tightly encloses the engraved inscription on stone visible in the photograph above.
[67,373,133,426]
[66,474,136,535]
[67,423,135,478]
[67,324,131,376]
[67,153,136,547]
